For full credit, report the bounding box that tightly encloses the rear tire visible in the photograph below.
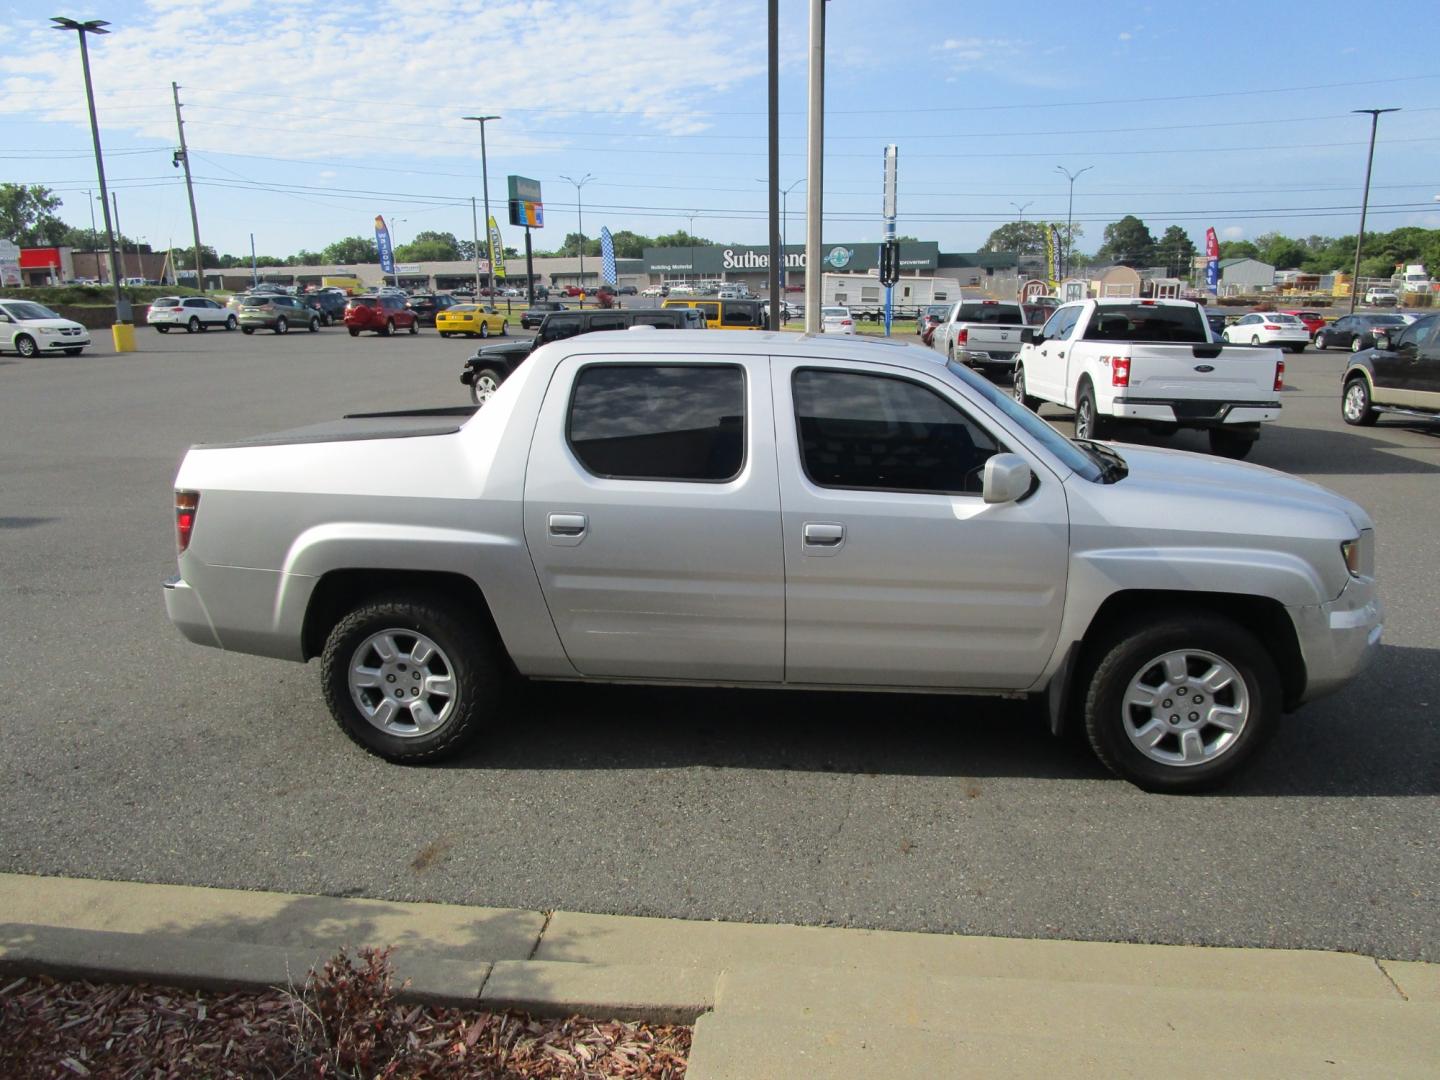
[1351,337,1364,353]
[155,326,170,334]
[1012,364,1041,411]
[1342,376,1378,427]
[1250,334,1261,345]
[1208,428,1255,459]
[408,319,418,335]
[320,593,501,764]
[241,328,255,335]
[499,321,507,336]
[1082,612,1280,793]
[1074,381,1111,441]
[348,327,360,337]
[187,316,200,334]
[309,316,320,332]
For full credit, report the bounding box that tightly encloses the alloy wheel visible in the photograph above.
[1121,649,1249,767]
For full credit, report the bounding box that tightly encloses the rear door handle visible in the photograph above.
[547,512,588,546]
[802,521,845,554]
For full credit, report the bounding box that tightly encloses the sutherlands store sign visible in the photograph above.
[643,241,939,275]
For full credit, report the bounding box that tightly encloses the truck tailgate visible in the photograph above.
[966,325,1026,353]
[1128,345,1280,400]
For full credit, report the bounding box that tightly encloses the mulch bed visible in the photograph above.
[0,947,689,1079]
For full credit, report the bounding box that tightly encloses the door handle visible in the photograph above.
[547,512,588,537]
[1058,351,1065,359]
[802,521,845,547]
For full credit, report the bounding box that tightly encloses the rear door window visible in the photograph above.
[544,315,584,341]
[567,364,746,482]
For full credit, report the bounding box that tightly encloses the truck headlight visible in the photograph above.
[1341,538,1362,577]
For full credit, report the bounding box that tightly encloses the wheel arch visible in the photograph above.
[301,568,505,664]
[1049,589,1307,734]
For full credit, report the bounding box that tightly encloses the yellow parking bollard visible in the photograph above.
[111,322,136,353]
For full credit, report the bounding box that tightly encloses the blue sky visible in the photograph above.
[4,0,1438,260]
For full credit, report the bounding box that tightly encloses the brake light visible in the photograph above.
[956,327,968,345]
[1112,356,1131,387]
[175,490,199,553]
[1274,360,1285,391]
[170,306,184,312]
[1263,324,1282,331]
[841,319,853,326]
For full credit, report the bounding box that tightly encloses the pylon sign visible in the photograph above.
[879,239,900,287]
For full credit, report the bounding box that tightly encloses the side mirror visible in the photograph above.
[982,453,1033,504]
[1021,328,1038,344]
[1373,333,1391,351]
[0,314,10,323]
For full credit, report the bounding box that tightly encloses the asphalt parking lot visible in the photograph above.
[1,325,1436,962]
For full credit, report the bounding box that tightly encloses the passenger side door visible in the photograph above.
[1027,304,1079,403]
[523,355,783,681]
[772,360,1069,690]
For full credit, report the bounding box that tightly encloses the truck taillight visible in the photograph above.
[1274,360,1285,391]
[956,327,968,345]
[175,490,199,553]
[1112,357,1131,387]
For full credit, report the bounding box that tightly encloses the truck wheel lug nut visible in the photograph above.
[1190,712,1199,721]
[1163,699,1172,708]
[1170,715,1179,723]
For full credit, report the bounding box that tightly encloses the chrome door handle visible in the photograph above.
[1057,351,1065,359]
[802,522,845,547]
[547,512,588,536]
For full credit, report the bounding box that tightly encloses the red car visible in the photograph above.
[344,294,419,337]
[1281,310,1326,338]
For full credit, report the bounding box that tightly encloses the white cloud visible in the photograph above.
[1118,32,1132,41]
[938,36,1032,69]
[1222,226,1245,240]
[0,0,765,161]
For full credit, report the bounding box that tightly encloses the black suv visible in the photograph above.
[461,307,706,404]
[520,300,566,329]
[1341,312,1440,427]
[406,293,456,327]
[304,291,347,326]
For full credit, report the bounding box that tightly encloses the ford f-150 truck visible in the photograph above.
[934,300,1032,377]
[164,329,1381,792]
[1011,298,1284,458]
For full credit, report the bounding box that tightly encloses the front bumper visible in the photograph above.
[36,333,92,350]
[1289,576,1383,703]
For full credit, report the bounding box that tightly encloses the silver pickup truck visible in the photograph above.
[935,300,1032,376]
[164,329,1382,791]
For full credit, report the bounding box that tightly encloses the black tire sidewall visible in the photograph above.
[1083,614,1281,792]
[320,594,499,763]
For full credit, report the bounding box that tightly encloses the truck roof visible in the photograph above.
[548,328,929,371]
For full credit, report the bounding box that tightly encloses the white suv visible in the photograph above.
[147,296,237,333]
[1364,288,1399,307]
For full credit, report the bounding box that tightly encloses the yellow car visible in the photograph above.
[436,304,509,339]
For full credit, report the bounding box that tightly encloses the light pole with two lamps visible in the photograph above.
[461,115,500,298]
[1348,108,1399,313]
[560,173,595,303]
[1055,164,1093,280]
[52,15,129,339]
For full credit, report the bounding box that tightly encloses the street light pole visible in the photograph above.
[804,0,826,333]
[52,16,127,326]
[462,115,500,297]
[560,172,595,304]
[687,210,699,287]
[1055,164,1093,279]
[1349,108,1399,314]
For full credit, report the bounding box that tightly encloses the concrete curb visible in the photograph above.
[2,873,1437,1078]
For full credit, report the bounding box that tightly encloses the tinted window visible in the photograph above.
[956,303,1022,323]
[544,315,583,340]
[1083,304,1207,343]
[793,369,1001,496]
[568,365,745,482]
[1041,305,1081,340]
[153,297,179,306]
[722,305,756,326]
[586,315,627,331]
[696,302,720,321]
[1394,317,1436,348]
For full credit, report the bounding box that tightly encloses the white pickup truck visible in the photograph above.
[1011,298,1284,458]
[935,299,1031,377]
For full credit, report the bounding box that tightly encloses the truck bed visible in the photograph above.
[199,406,478,449]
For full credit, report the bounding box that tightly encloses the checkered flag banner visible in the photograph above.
[600,227,617,286]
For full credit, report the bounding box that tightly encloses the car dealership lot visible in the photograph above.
[1,329,1436,962]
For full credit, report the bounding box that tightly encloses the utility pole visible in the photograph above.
[111,191,125,279]
[1349,108,1399,314]
[804,0,825,333]
[1055,165,1093,279]
[765,0,781,329]
[249,233,257,287]
[561,173,595,305]
[171,82,206,293]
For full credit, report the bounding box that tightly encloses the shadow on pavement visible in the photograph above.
[444,644,1438,798]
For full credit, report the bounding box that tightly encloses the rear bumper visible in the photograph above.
[1111,397,1281,428]
[163,575,221,649]
[1289,577,1383,703]
[957,349,1019,369]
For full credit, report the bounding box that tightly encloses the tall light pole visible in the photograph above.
[1055,164,1093,279]
[462,115,500,297]
[1349,108,1399,314]
[804,0,826,333]
[560,172,595,302]
[687,210,700,287]
[52,16,127,326]
[759,179,806,297]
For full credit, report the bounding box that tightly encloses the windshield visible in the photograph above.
[944,360,1105,483]
[2,302,61,320]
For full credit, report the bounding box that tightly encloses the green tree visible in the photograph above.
[981,221,1046,256]
[607,230,653,258]
[1096,215,1156,267]
[1218,240,1259,260]
[173,245,220,269]
[395,230,460,261]
[1254,232,1308,270]
[0,183,66,245]
[322,236,378,264]
[1155,225,1197,276]
[652,229,710,249]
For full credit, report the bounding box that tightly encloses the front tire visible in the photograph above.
[320,594,501,763]
[1012,364,1040,411]
[155,326,170,334]
[382,319,394,337]
[1082,613,1280,792]
[348,327,360,337]
[309,316,320,332]
[1351,337,1364,353]
[1074,381,1111,441]
[408,319,418,335]
[479,322,490,339]
[1250,334,1261,346]
[468,367,504,405]
[1342,376,1378,426]
[241,327,255,335]
[275,317,289,335]
[499,321,507,336]
[1313,331,1326,350]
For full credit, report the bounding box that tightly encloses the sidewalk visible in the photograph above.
[1,873,1435,1078]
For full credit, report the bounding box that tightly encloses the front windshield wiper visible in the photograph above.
[1074,438,1129,483]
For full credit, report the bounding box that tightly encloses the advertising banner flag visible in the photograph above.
[487,216,506,279]
[1205,227,1220,291]
[600,226,617,286]
[1045,225,1061,285]
[374,215,395,276]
